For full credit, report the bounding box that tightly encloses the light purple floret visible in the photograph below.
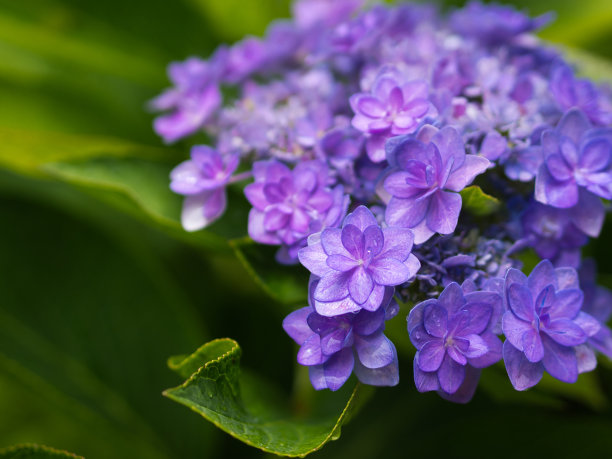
[550,63,612,126]
[407,282,503,403]
[283,291,399,391]
[449,1,552,45]
[170,146,239,231]
[383,125,490,244]
[520,191,604,267]
[535,108,612,208]
[298,205,420,316]
[151,57,222,144]
[350,69,431,136]
[579,261,612,361]
[245,160,349,253]
[293,0,364,29]
[502,260,601,391]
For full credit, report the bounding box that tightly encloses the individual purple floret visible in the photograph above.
[151,57,222,144]
[408,282,503,403]
[293,0,364,29]
[170,146,239,231]
[244,160,349,257]
[350,68,433,162]
[221,37,268,84]
[520,190,605,267]
[579,260,612,361]
[502,260,601,390]
[283,291,399,391]
[383,125,490,244]
[449,1,552,45]
[535,108,612,208]
[299,205,420,316]
[550,63,612,126]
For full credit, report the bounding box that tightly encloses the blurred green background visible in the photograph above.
[1,0,612,458]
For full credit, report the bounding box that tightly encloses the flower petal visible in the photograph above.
[544,319,587,347]
[385,192,431,229]
[502,311,531,351]
[437,282,465,315]
[283,307,314,345]
[413,359,439,393]
[549,288,584,320]
[323,348,355,391]
[379,227,415,260]
[503,340,544,391]
[349,267,374,305]
[468,332,502,368]
[369,257,412,285]
[438,354,466,394]
[309,365,327,390]
[341,224,364,259]
[527,259,557,296]
[576,344,597,374]
[444,155,490,192]
[507,283,534,321]
[314,271,351,302]
[426,190,462,235]
[344,205,379,231]
[354,332,395,369]
[417,340,446,372]
[541,334,578,383]
[327,254,358,272]
[521,329,544,363]
[298,334,324,366]
[354,349,399,387]
[463,334,489,359]
[298,241,332,277]
[423,303,448,338]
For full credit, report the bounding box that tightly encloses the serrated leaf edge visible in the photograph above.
[163,338,362,457]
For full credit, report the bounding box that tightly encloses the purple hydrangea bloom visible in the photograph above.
[550,63,612,126]
[283,292,399,391]
[350,69,434,162]
[520,190,605,267]
[170,146,239,231]
[408,282,503,403]
[535,108,612,208]
[502,260,601,390]
[244,160,348,251]
[299,205,420,316]
[580,261,612,360]
[383,125,490,244]
[151,57,222,143]
[449,1,552,45]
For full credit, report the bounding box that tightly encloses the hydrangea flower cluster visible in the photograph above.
[154,0,612,402]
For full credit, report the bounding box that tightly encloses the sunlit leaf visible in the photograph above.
[459,186,501,217]
[164,338,372,457]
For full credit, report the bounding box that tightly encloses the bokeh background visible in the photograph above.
[1,0,612,458]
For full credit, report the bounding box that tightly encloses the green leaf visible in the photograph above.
[0,444,83,459]
[0,127,172,177]
[0,6,163,87]
[0,193,219,458]
[0,128,244,251]
[229,237,309,305]
[460,186,501,217]
[164,338,372,457]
